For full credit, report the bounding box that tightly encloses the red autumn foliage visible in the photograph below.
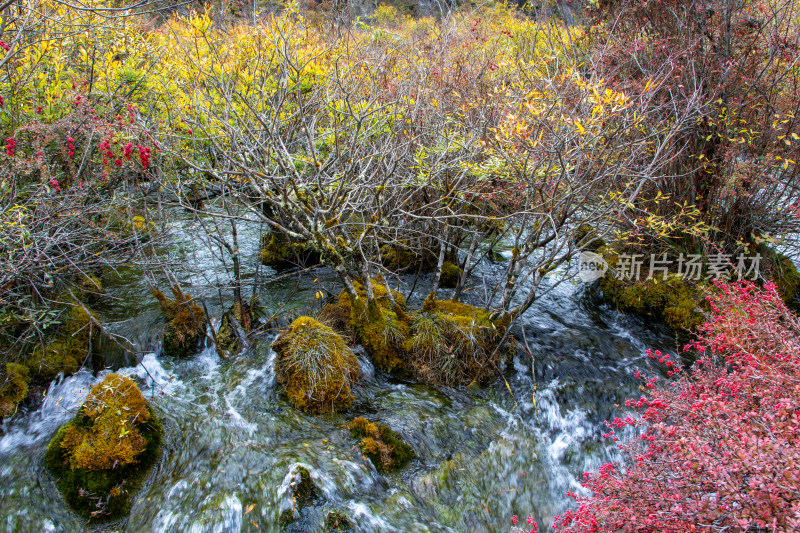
[550,281,800,532]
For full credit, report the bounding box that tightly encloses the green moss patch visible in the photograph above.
[439,261,463,289]
[45,374,162,521]
[260,233,320,268]
[337,279,410,375]
[349,417,415,472]
[273,317,360,413]
[28,306,97,381]
[0,363,30,418]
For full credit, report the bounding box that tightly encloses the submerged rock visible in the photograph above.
[349,417,415,472]
[324,510,353,531]
[153,287,206,358]
[45,373,162,520]
[279,465,319,528]
[273,317,360,413]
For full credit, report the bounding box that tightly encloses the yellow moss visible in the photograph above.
[407,298,507,387]
[339,283,410,375]
[60,374,150,471]
[28,307,96,381]
[349,417,415,472]
[0,363,30,418]
[574,224,606,252]
[273,317,360,413]
[259,233,319,267]
[45,373,162,520]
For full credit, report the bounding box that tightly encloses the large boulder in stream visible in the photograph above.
[45,373,162,520]
[273,317,360,413]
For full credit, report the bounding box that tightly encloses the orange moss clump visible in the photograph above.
[60,374,150,470]
[349,417,415,472]
[153,287,206,357]
[273,317,360,413]
[45,373,163,520]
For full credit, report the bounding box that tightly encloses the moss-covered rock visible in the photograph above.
[405,295,509,387]
[273,317,360,413]
[0,363,30,418]
[324,511,353,531]
[439,261,463,289]
[574,224,606,252]
[45,373,162,521]
[260,233,320,268]
[74,274,104,301]
[597,247,706,331]
[349,417,415,472]
[279,465,319,527]
[379,242,442,272]
[153,287,206,358]
[337,279,410,375]
[28,306,97,381]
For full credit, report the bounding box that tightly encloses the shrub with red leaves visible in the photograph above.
[553,281,800,532]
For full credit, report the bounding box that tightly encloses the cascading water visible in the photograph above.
[0,215,676,532]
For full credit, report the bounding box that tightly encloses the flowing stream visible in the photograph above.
[0,214,676,532]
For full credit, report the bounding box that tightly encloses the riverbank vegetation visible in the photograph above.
[1,0,799,527]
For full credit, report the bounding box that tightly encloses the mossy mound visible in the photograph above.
[598,247,706,331]
[45,373,162,520]
[439,261,463,289]
[756,244,800,303]
[279,465,319,527]
[324,510,353,531]
[380,243,434,272]
[153,287,206,358]
[336,280,508,386]
[273,317,360,413]
[28,306,97,381]
[574,224,606,252]
[406,295,509,387]
[336,279,410,375]
[260,233,320,268]
[349,417,415,472]
[0,363,30,418]
[317,302,354,340]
